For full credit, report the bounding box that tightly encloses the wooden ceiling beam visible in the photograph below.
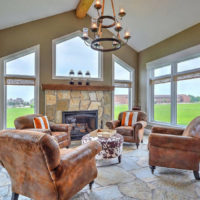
[76,0,94,19]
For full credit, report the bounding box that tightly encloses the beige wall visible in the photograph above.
[138,23,200,112]
[0,10,138,114]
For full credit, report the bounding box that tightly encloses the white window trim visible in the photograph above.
[112,54,135,120]
[52,30,103,81]
[0,45,40,130]
[146,44,200,128]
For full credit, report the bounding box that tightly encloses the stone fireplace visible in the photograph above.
[44,89,112,131]
[62,110,98,140]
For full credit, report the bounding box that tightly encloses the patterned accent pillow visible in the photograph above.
[33,116,50,130]
[121,112,138,126]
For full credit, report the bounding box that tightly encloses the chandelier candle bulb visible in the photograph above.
[91,19,98,32]
[124,31,131,40]
[94,0,102,9]
[119,8,126,18]
[115,22,122,32]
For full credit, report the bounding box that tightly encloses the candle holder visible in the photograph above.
[94,0,102,10]
[91,18,98,33]
[77,70,83,85]
[119,8,126,18]
[115,22,122,32]
[85,71,91,86]
[124,30,131,40]
[69,69,75,85]
[82,28,89,40]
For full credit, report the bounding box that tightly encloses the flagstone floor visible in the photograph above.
[1,136,200,200]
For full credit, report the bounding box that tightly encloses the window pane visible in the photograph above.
[178,57,200,72]
[154,65,171,77]
[56,36,99,78]
[6,53,35,76]
[114,88,129,120]
[154,83,171,123]
[114,62,131,81]
[177,78,200,125]
[6,85,34,128]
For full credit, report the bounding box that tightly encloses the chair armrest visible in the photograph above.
[149,133,200,153]
[50,123,70,132]
[152,126,184,135]
[55,141,101,178]
[106,120,120,129]
[135,121,147,128]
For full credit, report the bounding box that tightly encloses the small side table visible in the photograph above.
[82,132,124,164]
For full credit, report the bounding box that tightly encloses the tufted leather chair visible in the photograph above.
[0,130,101,200]
[149,116,200,180]
[106,111,147,148]
[14,114,71,148]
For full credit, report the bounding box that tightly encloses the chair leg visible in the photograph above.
[193,171,200,180]
[136,143,139,149]
[141,139,143,143]
[89,180,94,190]
[11,193,19,200]
[118,155,122,163]
[150,166,156,174]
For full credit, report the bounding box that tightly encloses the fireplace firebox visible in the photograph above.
[62,110,98,140]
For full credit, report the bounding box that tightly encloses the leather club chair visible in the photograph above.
[0,130,101,200]
[149,116,200,180]
[106,111,147,148]
[14,114,71,148]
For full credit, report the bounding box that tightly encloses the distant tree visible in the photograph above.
[189,95,200,102]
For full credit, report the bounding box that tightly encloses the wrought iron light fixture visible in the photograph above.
[82,0,131,52]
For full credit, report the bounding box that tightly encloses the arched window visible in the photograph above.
[52,31,102,80]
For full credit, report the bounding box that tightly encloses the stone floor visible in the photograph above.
[1,136,200,200]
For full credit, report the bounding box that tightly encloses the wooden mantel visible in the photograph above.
[41,84,114,91]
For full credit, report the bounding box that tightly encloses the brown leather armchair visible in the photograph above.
[14,114,71,148]
[0,130,101,200]
[106,111,147,148]
[149,116,200,180]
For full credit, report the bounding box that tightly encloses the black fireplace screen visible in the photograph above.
[62,110,98,140]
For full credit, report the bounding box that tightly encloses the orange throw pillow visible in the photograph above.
[121,112,138,126]
[33,116,50,130]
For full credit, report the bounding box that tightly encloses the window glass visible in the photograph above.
[114,88,129,120]
[154,82,171,123]
[55,36,99,78]
[177,57,200,72]
[6,53,35,76]
[6,85,34,128]
[114,62,131,81]
[154,65,171,77]
[177,78,200,125]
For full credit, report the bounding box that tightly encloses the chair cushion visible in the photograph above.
[121,112,138,126]
[52,132,68,143]
[116,126,133,136]
[33,116,50,130]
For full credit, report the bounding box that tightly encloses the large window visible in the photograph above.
[113,55,134,120]
[147,46,200,127]
[53,31,102,80]
[0,46,39,129]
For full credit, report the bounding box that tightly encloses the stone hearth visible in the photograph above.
[45,90,112,128]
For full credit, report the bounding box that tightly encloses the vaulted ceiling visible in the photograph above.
[0,0,200,51]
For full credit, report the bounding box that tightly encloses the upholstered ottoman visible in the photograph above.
[82,130,124,163]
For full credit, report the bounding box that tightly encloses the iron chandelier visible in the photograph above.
[82,0,131,52]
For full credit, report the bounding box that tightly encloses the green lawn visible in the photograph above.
[114,103,200,125]
[7,107,34,128]
[114,104,129,119]
[154,103,200,125]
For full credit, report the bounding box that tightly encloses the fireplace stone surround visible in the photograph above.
[45,90,112,130]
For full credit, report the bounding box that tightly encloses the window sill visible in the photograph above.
[148,121,186,129]
[52,76,104,82]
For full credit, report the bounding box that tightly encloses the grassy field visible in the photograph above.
[115,103,200,125]
[114,104,129,119]
[154,103,200,125]
[7,107,34,128]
